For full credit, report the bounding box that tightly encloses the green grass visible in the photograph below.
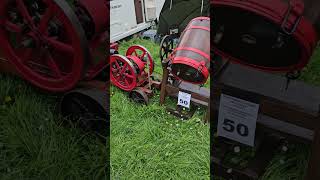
[0,75,108,179]
[0,34,319,180]
[110,38,210,179]
[301,48,320,85]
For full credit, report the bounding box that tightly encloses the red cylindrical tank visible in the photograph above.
[212,0,320,72]
[171,17,210,84]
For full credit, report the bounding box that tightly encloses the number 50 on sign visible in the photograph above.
[177,91,191,108]
[217,94,259,147]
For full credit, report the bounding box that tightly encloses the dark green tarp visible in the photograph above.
[157,0,210,35]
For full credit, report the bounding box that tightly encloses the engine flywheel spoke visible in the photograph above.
[16,0,35,27]
[38,4,54,34]
[2,20,22,33]
[45,37,74,55]
[46,52,62,78]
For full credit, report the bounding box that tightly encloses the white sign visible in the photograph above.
[217,94,259,146]
[177,91,191,108]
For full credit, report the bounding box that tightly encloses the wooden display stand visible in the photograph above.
[159,58,210,122]
[211,60,320,180]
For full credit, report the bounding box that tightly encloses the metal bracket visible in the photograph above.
[281,0,304,35]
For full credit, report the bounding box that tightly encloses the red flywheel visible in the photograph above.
[0,0,89,92]
[126,45,154,75]
[110,45,155,91]
[110,54,137,91]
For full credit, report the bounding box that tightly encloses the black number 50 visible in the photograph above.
[222,119,249,137]
[179,99,188,105]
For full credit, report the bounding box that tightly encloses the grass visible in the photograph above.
[0,33,318,180]
[0,76,108,179]
[301,48,320,85]
[110,38,210,179]
[0,0,108,178]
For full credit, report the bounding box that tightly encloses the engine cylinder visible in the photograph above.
[212,0,320,72]
[171,17,211,84]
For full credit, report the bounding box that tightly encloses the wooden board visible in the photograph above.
[215,63,320,115]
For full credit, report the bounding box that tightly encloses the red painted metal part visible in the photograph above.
[0,0,109,92]
[0,0,89,92]
[110,45,155,91]
[126,45,154,75]
[127,55,145,75]
[211,0,319,72]
[126,45,154,87]
[84,31,108,80]
[171,16,210,84]
[78,0,108,34]
[110,43,119,52]
[110,54,137,91]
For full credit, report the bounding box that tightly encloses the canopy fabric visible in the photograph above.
[157,0,210,35]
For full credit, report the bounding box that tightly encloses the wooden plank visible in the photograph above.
[159,66,170,105]
[257,115,314,141]
[215,63,320,115]
[165,84,209,106]
[178,81,210,97]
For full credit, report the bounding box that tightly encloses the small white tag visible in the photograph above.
[217,94,259,147]
[170,28,179,34]
[177,91,191,108]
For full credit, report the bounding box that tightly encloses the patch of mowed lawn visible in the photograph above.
[0,75,108,179]
[110,38,210,179]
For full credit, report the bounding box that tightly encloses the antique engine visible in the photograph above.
[110,45,161,105]
[0,0,109,138]
[161,17,211,84]
[159,16,210,120]
[0,0,108,92]
[110,45,154,91]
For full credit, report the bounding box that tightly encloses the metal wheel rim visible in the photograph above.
[110,54,137,91]
[0,0,89,92]
[126,45,154,75]
[129,88,149,105]
[160,35,174,62]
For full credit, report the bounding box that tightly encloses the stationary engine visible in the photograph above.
[160,17,210,84]
[110,45,154,91]
[0,0,109,138]
[0,0,108,92]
